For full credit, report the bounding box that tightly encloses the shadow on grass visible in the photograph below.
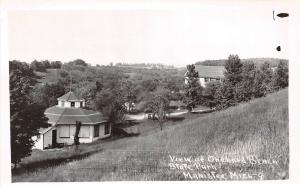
[167,116,185,122]
[191,109,215,114]
[115,120,141,128]
[12,149,102,175]
[112,126,141,138]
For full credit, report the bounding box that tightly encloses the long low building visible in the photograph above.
[184,65,225,87]
[33,91,111,150]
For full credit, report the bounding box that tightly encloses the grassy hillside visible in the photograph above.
[35,69,61,85]
[13,89,288,181]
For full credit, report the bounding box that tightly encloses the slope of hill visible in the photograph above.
[13,89,288,181]
[35,69,61,85]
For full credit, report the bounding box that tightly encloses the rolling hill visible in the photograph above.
[13,89,288,181]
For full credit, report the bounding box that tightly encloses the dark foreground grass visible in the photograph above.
[12,89,288,181]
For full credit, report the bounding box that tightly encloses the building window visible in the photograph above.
[79,126,90,138]
[94,125,99,137]
[104,123,110,135]
[61,101,65,107]
[71,102,75,107]
[59,125,70,138]
[80,102,83,108]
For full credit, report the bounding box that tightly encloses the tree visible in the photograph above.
[50,61,62,69]
[74,121,82,147]
[224,55,243,85]
[146,89,170,130]
[254,62,274,98]
[68,59,88,67]
[75,81,103,110]
[122,80,138,113]
[95,87,126,125]
[30,60,47,72]
[76,83,98,109]
[216,55,243,109]
[10,61,36,115]
[202,81,221,108]
[235,61,257,102]
[10,61,49,166]
[183,64,203,111]
[31,83,66,108]
[41,60,51,69]
[164,76,183,93]
[141,79,159,92]
[96,81,103,91]
[273,60,288,90]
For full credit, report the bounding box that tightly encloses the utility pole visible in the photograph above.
[69,73,73,92]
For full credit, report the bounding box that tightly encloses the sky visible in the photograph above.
[8,5,289,67]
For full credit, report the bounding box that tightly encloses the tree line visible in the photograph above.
[195,57,287,67]
[29,59,91,72]
[30,60,62,72]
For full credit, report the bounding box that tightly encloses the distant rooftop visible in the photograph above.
[57,91,83,101]
[194,65,225,78]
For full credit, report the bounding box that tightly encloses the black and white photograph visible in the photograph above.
[0,0,300,185]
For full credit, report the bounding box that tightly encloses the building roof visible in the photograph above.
[44,106,107,125]
[57,91,83,101]
[194,65,225,78]
[38,126,55,134]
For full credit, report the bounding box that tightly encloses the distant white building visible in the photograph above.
[184,65,225,87]
[124,102,136,112]
[33,91,111,150]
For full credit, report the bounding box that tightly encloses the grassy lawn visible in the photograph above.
[13,109,208,174]
[12,89,288,181]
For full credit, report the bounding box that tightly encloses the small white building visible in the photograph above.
[185,65,225,87]
[32,126,56,150]
[33,91,111,150]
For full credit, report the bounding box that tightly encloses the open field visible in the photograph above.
[12,89,288,182]
[35,69,61,85]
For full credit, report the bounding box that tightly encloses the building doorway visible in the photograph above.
[52,129,57,147]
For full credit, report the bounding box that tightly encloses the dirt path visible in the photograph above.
[126,110,189,121]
